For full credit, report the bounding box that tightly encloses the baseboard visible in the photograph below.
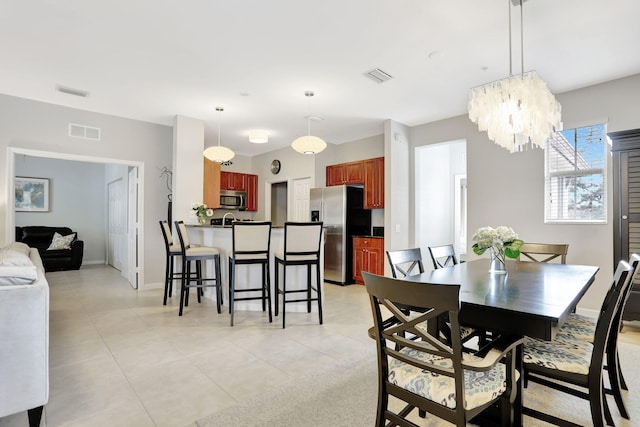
[575,306,598,318]
[140,281,163,291]
[83,260,106,265]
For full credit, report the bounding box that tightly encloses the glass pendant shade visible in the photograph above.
[203,145,235,162]
[468,71,561,152]
[291,135,327,154]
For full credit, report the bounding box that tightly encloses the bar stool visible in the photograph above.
[174,221,223,316]
[274,222,323,329]
[228,221,272,326]
[159,220,181,305]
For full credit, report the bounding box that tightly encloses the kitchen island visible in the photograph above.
[186,225,324,314]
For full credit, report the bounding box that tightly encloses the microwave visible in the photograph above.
[220,190,246,210]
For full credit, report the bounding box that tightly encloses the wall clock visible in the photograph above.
[270,159,281,174]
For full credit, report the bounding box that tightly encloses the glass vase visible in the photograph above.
[198,216,207,225]
[489,249,507,274]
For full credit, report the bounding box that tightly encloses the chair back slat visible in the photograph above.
[518,243,568,264]
[386,248,424,278]
[159,220,173,250]
[173,221,190,253]
[428,244,459,269]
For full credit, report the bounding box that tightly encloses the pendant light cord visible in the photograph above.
[508,0,525,77]
[216,106,223,147]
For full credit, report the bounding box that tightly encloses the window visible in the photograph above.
[545,123,608,223]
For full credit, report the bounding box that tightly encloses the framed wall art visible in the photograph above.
[15,177,50,212]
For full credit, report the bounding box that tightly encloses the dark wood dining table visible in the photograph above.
[404,258,600,426]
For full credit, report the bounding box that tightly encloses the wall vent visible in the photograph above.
[364,68,393,84]
[69,123,101,141]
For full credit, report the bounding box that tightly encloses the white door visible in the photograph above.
[127,167,138,289]
[292,177,311,221]
[107,178,125,271]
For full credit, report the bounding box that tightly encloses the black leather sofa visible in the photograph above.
[15,226,84,272]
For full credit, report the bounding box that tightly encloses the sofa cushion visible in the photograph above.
[47,232,76,250]
[0,244,37,285]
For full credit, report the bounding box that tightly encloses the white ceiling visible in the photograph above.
[1,0,639,156]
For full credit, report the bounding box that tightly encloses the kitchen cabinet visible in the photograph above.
[364,157,384,209]
[353,237,384,284]
[326,161,364,186]
[220,171,246,190]
[245,173,258,212]
[203,158,221,208]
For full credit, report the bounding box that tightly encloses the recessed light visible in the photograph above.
[249,130,268,143]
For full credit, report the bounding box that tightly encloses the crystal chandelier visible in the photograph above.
[468,0,561,153]
[203,107,235,163]
[291,91,327,154]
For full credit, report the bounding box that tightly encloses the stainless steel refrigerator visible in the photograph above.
[310,186,372,285]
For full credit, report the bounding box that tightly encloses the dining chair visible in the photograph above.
[228,221,272,326]
[363,271,524,427]
[173,221,223,316]
[159,221,182,305]
[274,222,323,329]
[386,248,424,278]
[517,242,569,264]
[552,252,640,419]
[428,244,460,269]
[522,258,635,427]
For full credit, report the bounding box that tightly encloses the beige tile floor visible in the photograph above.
[0,265,375,427]
[3,265,640,427]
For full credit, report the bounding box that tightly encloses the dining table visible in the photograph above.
[404,258,600,426]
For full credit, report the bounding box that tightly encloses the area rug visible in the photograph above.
[197,341,640,427]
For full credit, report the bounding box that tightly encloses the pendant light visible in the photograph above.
[468,0,561,153]
[203,106,235,163]
[291,91,327,154]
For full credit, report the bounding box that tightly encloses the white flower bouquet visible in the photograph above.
[472,226,524,269]
[193,203,214,224]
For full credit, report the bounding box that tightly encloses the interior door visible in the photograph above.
[292,177,311,221]
[107,178,125,271]
[127,167,138,289]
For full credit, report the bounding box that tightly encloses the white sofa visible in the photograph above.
[0,243,49,426]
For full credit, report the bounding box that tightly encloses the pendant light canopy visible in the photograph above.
[203,106,235,163]
[468,0,561,153]
[291,91,327,154]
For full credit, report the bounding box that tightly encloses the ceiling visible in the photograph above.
[1,0,639,157]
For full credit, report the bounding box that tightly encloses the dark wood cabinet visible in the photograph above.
[353,237,384,284]
[245,173,258,212]
[364,157,384,209]
[610,128,640,321]
[220,171,246,191]
[326,161,364,186]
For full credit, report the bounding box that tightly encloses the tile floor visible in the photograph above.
[0,265,375,427]
[2,265,640,427]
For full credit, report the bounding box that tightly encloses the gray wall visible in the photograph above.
[0,94,173,288]
[15,156,107,264]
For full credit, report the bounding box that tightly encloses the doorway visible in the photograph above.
[415,139,467,258]
[270,181,288,227]
[6,147,144,289]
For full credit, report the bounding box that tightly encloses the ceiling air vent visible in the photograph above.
[364,68,393,84]
[69,123,101,141]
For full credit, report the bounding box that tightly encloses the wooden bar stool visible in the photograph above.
[174,221,223,316]
[274,222,323,329]
[228,221,273,326]
[159,220,182,305]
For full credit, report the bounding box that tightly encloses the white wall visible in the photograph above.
[15,156,107,263]
[0,94,173,288]
[407,73,640,312]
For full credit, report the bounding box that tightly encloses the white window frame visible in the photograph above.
[544,123,608,224]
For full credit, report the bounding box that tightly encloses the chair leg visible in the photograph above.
[163,254,171,305]
[214,254,222,314]
[588,378,607,427]
[196,260,203,304]
[316,263,323,325]
[274,260,280,316]
[228,258,233,314]
[282,264,287,329]
[607,346,629,418]
[179,259,188,316]
[230,259,235,326]
[266,261,272,323]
